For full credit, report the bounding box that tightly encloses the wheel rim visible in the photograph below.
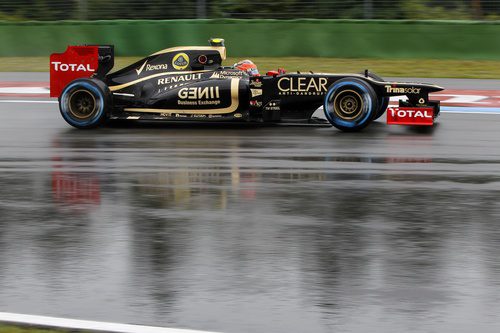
[68,90,97,119]
[332,90,364,120]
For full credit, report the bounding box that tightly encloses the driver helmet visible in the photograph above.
[234,60,260,76]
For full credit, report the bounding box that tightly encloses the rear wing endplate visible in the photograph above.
[49,45,114,98]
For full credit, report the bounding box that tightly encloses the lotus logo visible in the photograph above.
[172,53,189,70]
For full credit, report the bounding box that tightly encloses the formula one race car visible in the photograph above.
[50,38,443,131]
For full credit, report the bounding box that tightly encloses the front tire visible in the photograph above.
[323,78,378,132]
[363,72,389,121]
[59,78,110,129]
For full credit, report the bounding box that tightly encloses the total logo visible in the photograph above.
[385,85,421,94]
[389,108,432,118]
[172,53,189,70]
[278,77,328,95]
[51,61,95,72]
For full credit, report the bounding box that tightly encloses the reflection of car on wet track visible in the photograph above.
[50,38,444,132]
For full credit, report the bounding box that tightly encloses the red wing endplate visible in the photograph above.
[386,107,435,126]
[50,46,98,97]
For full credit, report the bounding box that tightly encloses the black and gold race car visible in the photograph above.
[50,38,443,131]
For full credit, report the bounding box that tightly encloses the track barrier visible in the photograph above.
[0,19,499,59]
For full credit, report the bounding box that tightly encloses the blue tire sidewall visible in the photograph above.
[374,96,390,120]
[60,81,105,128]
[324,81,375,129]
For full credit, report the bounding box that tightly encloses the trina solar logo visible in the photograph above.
[385,85,421,94]
[51,61,95,72]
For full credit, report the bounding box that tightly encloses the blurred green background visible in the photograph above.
[1,0,498,20]
[0,1,499,77]
[0,324,70,333]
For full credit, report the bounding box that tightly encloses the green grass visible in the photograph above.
[0,325,71,333]
[3,56,500,79]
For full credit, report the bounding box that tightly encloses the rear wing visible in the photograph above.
[50,45,114,98]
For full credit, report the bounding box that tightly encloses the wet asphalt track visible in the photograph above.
[1,74,500,333]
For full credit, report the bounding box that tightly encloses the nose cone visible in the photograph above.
[421,83,444,92]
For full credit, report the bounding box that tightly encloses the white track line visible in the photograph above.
[0,99,56,103]
[0,312,220,333]
[0,87,49,94]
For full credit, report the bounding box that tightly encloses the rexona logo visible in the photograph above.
[136,61,169,75]
[278,77,328,95]
[146,64,168,71]
[51,62,95,72]
[172,53,189,70]
[385,85,421,94]
[178,86,221,106]
[136,61,147,75]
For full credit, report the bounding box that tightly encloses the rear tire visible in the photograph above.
[59,78,111,129]
[323,78,378,132]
